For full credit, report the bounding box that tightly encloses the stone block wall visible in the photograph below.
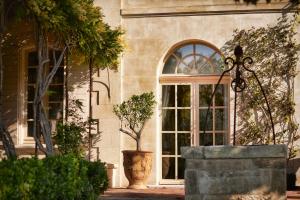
[181,145,287,200]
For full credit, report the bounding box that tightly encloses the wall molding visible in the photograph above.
[121,7,299,18]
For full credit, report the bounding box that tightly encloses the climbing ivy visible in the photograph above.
[222,15,300,159]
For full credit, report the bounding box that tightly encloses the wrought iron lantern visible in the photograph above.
[203,45,275,145]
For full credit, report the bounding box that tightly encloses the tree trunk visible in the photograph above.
[136,137,141,151]
[33,23,67,156]
[33,25,50,155]
[88,58,93,160]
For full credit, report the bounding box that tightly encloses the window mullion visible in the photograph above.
[194,83,199,146]
[175,85,178,180]
[213,84,216,145]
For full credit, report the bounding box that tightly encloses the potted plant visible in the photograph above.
[113,92,155,189]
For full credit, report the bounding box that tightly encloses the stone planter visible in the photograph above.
[122,150,152,189]
[181,145,287,200]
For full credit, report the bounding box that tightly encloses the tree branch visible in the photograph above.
[42,46,67,95]
[119,128,137,141]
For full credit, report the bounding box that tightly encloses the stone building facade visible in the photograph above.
[2,0,300,188]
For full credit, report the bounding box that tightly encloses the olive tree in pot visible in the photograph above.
[113,92,155,189]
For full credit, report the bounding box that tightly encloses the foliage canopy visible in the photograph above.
[113,92,156,151]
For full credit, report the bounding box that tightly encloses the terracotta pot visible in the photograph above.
[122,150,152,189]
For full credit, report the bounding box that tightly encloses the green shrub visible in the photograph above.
[83,160,109,195]
[53,122,86,156]
[0,155,108,200]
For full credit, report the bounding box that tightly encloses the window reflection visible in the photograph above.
[162,109,175,131]
[174,45,193,60]
[162,157,175,179]
[200,133,213,146]
[162,133,175,155]
[177,134,190,154]
[196,44,214,57]
[177,85,190,107]
[215,85,225,106]
[163,56,177,74]
[178,157,185,179]
[199,85,212,107]
[199,109,213,131]
[162,85,175,107]
[215,133,224,145]
[215,108,227,131]
[178,109,190,131]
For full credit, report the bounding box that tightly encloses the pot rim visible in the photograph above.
[122,150,153,154]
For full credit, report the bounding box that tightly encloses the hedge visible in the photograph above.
[0,155,108,200]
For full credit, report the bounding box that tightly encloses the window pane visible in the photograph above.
[178,109,190,131]
[49,103,63,120]
[27,103,33,119]
[181,56,195,74]
[215,84,226,106]
[162,109,175,131]
[195,55,213,74]
[200,133,213,146]
[215,108,227,131]
[177,85,190,107]
[199,85,212,107]
[27,121,34,137]
[196,44,214,57]
[199,62,213,74]
[163,56,177,74]
[28,68,36,84]
[162,133,175,155]
[28,52,38,66]
[48,85,63,101]
[27,86,35,101]
[216,133,224,145]
[199,109,212,131]
[162,157,175,179]
[211,53,224,73]
[162,85,175,107]
[177,62,187,74]
[50,67,64,84]
[174,45,193,60]
[177,133,190,154]
[178,157,185,179]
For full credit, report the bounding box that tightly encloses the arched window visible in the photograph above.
[160,41,229,183]
[162,43,224,75]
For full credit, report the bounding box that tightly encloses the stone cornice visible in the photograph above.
[121,2,299,18]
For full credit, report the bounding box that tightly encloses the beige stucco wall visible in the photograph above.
[93,0,123,187]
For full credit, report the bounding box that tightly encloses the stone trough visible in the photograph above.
[181,145,287,200]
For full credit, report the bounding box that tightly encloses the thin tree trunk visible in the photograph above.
[88,58,93,161]
[65,51,69,121]
[136,138,141,151]
[33,24,48,155]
